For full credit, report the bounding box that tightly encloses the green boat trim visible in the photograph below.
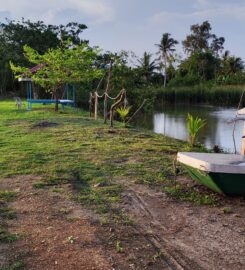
[177,152,245,196]
[183,164,245,196]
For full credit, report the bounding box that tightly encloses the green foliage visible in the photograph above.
[187,113,206,146]
[11,42,102,87]
[116,106,131,127]
[177,51,218,81]
[0,18,88,95]
[115,240,124,253]
[161,84,245,105]
[10,41,103,110]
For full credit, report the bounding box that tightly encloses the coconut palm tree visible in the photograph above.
[156,33,178,87]
[221,50,244,75]
[137,52,158,82]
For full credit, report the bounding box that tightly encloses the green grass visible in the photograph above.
[0,206,16,219]
[0,191,18,202]
[0,189,18,244]
[164,184,218,206]
[0,100,214,213]
[0,261,25,270]
[0,227,18,242]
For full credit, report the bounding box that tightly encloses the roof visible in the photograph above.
[29,63,46,74]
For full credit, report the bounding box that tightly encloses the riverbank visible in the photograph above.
[127,84,245,109]
[0,101,244,269]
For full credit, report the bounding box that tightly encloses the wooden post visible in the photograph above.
[103,93,108,123]
[104,60,112,124]
[241,122,245,155]
[94,91,98,120]
[89,92,94,118]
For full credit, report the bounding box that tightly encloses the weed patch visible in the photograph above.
[0,261,25,270]
[164,184,218,205]
[0,226,18,242]
[0,191,17,202]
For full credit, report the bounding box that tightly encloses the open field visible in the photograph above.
[0,100,244,270]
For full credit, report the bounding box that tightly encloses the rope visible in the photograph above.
[105,92,121,100]
[95,92,105,98]
[95,91,126,100]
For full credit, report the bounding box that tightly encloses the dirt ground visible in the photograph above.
[121,178,245,270]
[0,175,245,270]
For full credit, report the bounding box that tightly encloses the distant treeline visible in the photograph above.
[1,18,244,107]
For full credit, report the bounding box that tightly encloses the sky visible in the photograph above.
[0,0,245,60]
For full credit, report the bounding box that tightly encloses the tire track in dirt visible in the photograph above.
[120,180,245,270]
[122,186,203,270]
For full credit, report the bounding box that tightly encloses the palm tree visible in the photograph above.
[156,33,178,87]
[137,52,158,82]
[221,50,244,75]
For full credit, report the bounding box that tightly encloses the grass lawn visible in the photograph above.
[0,100,218,208]
[1,100,244,270]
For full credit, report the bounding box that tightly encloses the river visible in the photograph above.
[133,103,244,153]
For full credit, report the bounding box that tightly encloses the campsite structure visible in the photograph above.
[18,63,75,110]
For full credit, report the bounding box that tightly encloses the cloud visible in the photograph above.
[149,2,245,30]
[0,10,11,21]
[0,0,115,25]
[193,0,212,9]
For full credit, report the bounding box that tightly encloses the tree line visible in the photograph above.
[1,18,244,100]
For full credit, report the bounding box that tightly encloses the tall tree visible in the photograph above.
[0,18,88,94]
[181,21,225,83]
[182,21,225,55]
[182,21,212,54]
[156,33,178,87]
[10,41,102,111]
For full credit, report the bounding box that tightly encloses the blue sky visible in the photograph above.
[0,0,245,60]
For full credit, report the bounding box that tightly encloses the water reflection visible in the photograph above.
[135,103,244,152]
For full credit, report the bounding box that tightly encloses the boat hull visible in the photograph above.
[183,164,245,196]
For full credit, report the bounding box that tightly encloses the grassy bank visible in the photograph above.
[0,101,218,220]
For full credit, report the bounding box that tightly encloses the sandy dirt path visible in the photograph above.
[0,176,113,270]
[1,175,245,270]
[121,179,245,270]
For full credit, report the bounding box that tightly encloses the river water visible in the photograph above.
[134,103,244,153]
